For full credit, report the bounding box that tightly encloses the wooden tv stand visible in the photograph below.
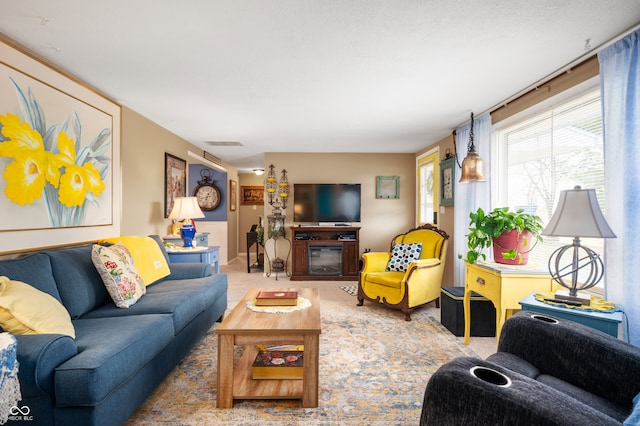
[290,226,360,281]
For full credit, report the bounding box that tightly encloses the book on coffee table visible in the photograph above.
[252,350,303,380]
[255,290,298,306]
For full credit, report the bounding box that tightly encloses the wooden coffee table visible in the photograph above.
[216,287,321,408]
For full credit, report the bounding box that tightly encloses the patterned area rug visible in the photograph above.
[340,285,358,296]
[126,298,477,425]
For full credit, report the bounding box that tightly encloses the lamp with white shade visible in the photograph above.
[168,197,205,248]
[542,186,616,305]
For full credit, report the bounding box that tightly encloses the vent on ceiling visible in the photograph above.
[205,141,243,147]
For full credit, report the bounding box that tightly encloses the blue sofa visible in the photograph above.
[0,236,227,426]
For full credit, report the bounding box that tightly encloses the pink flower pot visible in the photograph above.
[492,230,532,265]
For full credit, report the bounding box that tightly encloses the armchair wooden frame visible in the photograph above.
[357,224,449,321]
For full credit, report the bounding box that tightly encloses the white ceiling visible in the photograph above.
[1,1,639,172]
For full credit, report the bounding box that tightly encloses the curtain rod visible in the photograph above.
[455,22,640,129]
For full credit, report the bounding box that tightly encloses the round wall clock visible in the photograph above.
[193,169,221,211]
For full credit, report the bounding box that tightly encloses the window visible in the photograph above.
[494,88,605,287]
[417,150,438,225]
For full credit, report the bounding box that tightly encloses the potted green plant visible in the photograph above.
[461,207,544,265]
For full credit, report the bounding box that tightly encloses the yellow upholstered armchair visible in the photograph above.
[357,224,449,321]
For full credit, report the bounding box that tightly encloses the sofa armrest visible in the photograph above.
[166,262,213,280]
[15,334,77,398]
[421,356,621,426]
[498,311,640,406]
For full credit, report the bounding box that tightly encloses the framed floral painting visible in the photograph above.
[164,153,187,218]
[0,38,121,253]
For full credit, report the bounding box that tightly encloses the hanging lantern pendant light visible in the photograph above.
[459,112,486,182]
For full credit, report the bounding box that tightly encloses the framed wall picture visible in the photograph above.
[165,153,187,217]
[376,176,400,199]
[440,157,455,206]
[0,38,121,253]
[229,180,237,211]
[241,186,264,205]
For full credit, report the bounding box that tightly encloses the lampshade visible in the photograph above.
[459,151,486,182]
[458,112,486,183]
[168,197,205,220]
[542,186,616,238]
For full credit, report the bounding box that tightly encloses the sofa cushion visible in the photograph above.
[0,253,62,302]
[152,274,227,316]
[55,315,174,406]
[99,236,170,285]
[386,243,422,272]
[0,276,75,338]
[46,245,111,319]
[82,288,205,334]
[91,244,146,308]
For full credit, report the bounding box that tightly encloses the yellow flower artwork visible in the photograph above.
[0,78,112,228]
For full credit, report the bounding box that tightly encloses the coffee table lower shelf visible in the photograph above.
[216,287,321,409]
[232,345,304,400]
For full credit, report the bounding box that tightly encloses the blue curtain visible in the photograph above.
[453,113,492,286]
[599,29,640,345]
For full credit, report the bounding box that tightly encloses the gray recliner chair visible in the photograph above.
[421,311,640,425]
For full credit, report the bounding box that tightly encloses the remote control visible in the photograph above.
[543,298,582,306]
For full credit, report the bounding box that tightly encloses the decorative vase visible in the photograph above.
[180,222,197,248]
[492,230,532,265]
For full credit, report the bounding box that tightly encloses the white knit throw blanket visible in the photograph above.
[0,333,21,425]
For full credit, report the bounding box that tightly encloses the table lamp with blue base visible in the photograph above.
[168,197,205,248]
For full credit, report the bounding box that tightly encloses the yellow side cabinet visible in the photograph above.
[464,261,554,345]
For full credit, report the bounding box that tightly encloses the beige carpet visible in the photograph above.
[125,258,496,425]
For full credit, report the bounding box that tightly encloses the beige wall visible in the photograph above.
[120,108,432,268]
[120,107,239,263]
[263,152,416,257]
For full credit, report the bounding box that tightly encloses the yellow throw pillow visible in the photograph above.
[99,236,170,285]
[0,276,75,338]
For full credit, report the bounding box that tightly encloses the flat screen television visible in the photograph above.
[293,183,361,223]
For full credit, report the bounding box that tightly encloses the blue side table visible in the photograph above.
[519,292,623,338]
[166,246,220,274]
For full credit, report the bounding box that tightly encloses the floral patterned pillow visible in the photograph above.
[91,243,146,308]
[385,243,423,272]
